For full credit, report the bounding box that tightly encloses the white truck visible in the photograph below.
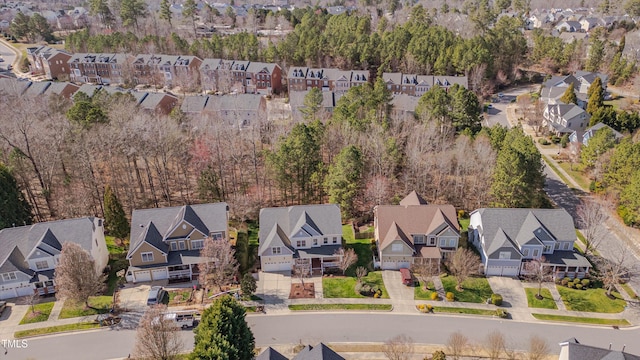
[162,310,200,329]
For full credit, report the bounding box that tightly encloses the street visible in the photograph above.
[0,39,16,72]
[484,85,538,128]
[5,313,640,360]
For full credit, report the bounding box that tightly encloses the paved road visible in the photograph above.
[485,85,538,128]
[5,313,639,360]
[0,40,16,72]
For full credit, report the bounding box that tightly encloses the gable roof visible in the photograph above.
[471,208,576,255]
[181,95,210,113]
[375,199,459,251]
[292,343,345,360]
[560,338,640,360]
[256,347,288,360]
[399,190,428,206]
[382,222,414,252]
[486,228,521,258]
[258,204,342,257]
[127,203,228,258]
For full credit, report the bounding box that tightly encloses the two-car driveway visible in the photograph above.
[382,270,417,313]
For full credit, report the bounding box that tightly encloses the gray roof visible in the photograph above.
[382,72,402,84]
[205,94,264,112]
[23,81,51,97]
[560,338,640,360]
[258,205,342,257]
[472,208,576,258]
[200,58,222,71]
[256,347,288,360]
[76,84,102,97]
[0,217,100,277]
[181,95,210,113]
[45,82,80,97]
[544,250,591,268]
[127,203,228,259]
[292,343,345,360]
[0,78,31,96]
[139,92,177,110]
[246,62,279,74]
[390,94,419,113]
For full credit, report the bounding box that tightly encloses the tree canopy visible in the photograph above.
[325,145,364,219]
[0,163,32,230]
[103,185,129,239]
[560,83,578,105]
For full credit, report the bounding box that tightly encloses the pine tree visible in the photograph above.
[182,0,198,37]
[103,185,129,239]
[300,87,323,121]
[586,76,604,115]
[190,296,255,360]
[159,0,172,27]
[0,163,32,230]
[325,145,364,219]
[560,83,578,105]
[240,273,257,299]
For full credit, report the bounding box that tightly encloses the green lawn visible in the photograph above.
[620,283,638,299]
[432,307,496,316]
[289,304,392,311]
[525,288,557,309]
[557,286,626,313]
[105,236,127,255]
[322,272,389,299]
[342,224,374,275]
[532,313,630,326]
[458,218,470,232]
[542,155,574,188]
[557,162,591,191]
[441,276,493,303]
[342,224,355,242]
[15,322,101,339]
[58,296,113,319]
[19,302,55,324]
[414,281,438,300]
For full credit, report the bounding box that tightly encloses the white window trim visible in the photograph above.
[2,272,17,281]
[35,260,49,270]
[141,252,154,262]
[391,244,403,252]
[499,251,510,260]
[191,239,204,250]
[272,247,281,255]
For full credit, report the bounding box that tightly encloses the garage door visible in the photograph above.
[261,261,291,272]
[486,266,519,277]
[134,270,152,282]
[382,260,397,270]
[398,261,411,269]
[0,288,17,300]
[151,269,168,280]
[16,285,34,297]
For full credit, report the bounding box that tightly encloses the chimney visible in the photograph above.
[622,345,626,352]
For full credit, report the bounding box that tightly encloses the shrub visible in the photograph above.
[374,292,380,298]
[426,304,433,312]
[538,138,550,145]
[495,309,508,318]
[417,304,426,312]
[354,283,362,293]
[431,350,446,360]
[561,278,570,286]
[581,279,590,287]
[567,282,574,288]
[446,292,455,302]
[576,284,583,290]
[457,209,467,218]
[573,278,581,284]
[491,294,503,306]
[430,292,439,301]
[377,289,383,297]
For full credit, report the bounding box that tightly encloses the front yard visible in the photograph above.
[168,289,193,306]
[525,288,557,309]
[58,296,113,319]
[19,302,55,324]
[557,286,626,313]
[322,272,389,299]
[342,224,374,276]
[414,281,437,300]
[441,276,493,303]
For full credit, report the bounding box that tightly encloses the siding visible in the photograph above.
[129,242,166,267]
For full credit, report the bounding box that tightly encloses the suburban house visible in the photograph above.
[202,93,267,128]
[555,20,582,32]
[559,338,640,360]
[256,343,345,360]
[42,81,80,99]
[569,122,623,146]
[543,103,590,136]
[374,191,460,270]
[125,203,229,283]
[0,217,108,300]
[245,61,282,95]
[468,208,591,278]
[26,46,72,80]
[258,204,343,274]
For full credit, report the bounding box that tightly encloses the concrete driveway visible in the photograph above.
[117,284,152,311]
[381,270,416,312]
[256,271,291,309]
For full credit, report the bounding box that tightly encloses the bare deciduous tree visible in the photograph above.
[596,250,638,297]
[523,257,552,299]
[133,305,184,360]
[382,334,414,360]
[55,242,106,308]
[356,266,368,284]
[447,248,481,291]
[576,198,610,257]
[411,260,440,290]
[293,259,311,286]
[199,236,239,294]
[335,248,358,275]
[527,335,549,360]
[446,331,469,360]
[485,330,507,360]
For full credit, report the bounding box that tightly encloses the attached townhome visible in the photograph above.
[0,217,108,300]
[374,191,460,270]
[245,61,282,95]
[468,208,591,279]
[258,204,343,274]
[125,203,229,283]
[26,46,72,80]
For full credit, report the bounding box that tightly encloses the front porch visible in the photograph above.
[294,245,343,276]
[521,251,592,280]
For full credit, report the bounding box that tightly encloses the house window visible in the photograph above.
[1,272,17,281]
[210,232,224,240]
[98,219,103,227]
[191,240,204,250]
[413,235,425,244]
[533,249,540,257]
[522,248,529,257]
[171,242,178,251]
[179,241,186,250]
[448,239,456,247]
[563,242,570,250]
[391,244,403,252]
[272,247,281,254]
[141,252,154,262]
[439,239,446,247]
[543,245,552,253]
[333,237,338,244]
[499,251,511,259]
[313,239,318,246]
[427,236,436,246]
[296,240,306,248]
[36,261,48,270]
[323,238,328,244]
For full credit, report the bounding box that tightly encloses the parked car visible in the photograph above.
[165,310,200,329]
[147,286,168,306]
[399,268,416,286]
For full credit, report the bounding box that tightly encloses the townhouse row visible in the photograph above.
[26,46,467,97]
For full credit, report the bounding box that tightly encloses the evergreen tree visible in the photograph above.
[300,87,323,121]
[0,163,32,230]
[560,83,578,105]
[580,127,616,167]
[190,296,255,360]
[240,273,257,299]
[9,12,31,41]
[120,0,148,29]
[103,185,129,239]
[586,37,605,72]
[416,86,451,130]
[449,84,482,134]
[28,13,54,42]
[325,145,364,219]
[89,0,115,27]
[183,0,198,37]
[159,0,172,27]
[620,169,640,226]
[586,76,604,115]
